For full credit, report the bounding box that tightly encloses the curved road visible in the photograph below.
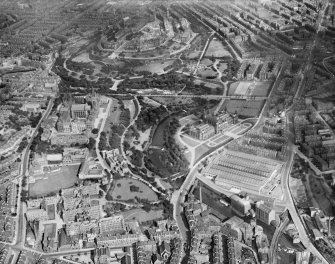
[14,99,54,248]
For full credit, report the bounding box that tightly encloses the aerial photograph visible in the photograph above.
[0,0,335,263]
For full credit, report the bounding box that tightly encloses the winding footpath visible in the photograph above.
[212,59,229,115]
[119,98,164,195]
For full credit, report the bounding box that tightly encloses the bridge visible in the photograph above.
[110,93,268,100]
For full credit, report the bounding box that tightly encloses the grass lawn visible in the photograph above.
[186,51,201,59]
[228,81,272,96]
[47,204,55,220]
[122,208,163,223]
[107,99,121,127]
[110,178,158,202]
[223,99,264,118]
[205,39,232,58]
[29,165,79,198]
[194,143,211,163]
[197,68,218,79]
[134,60,175,74]
[123,100,136,121]
[43,223,57,239]
[132,128,151,151]
[180,134,200,147]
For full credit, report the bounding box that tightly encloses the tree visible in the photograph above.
[91,128,99,134]
[142,203,151,212]
[87,138,96,150]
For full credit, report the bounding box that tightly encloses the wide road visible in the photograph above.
[282,147,329,263]
[279,109,329,263]
[283,2,330,262]
[14,99,54,248]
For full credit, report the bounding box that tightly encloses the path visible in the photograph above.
[193,31,215,75]
[118,98,165,195]
[213,59,229,115]
[95,99,113,171]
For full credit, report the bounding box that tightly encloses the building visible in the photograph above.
[66,220,99,236]
[296,251,310,264]
[71,104,91,119]
[46,154,63,165]
[21,102,41,112]
[97,234,148,247]
[159,241,171,260]
[230,195,251,217]
[206,111,236,133]
[255,201,275,225]
[312,229,322,240]
[78,158,105,179]
[99,215,125,235]
[50,134,88,146]
[189,123,215,140]
[63,147,89,164]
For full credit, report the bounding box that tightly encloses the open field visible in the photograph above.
[185,51,201,59]
[110,178,158,202]
[194,143,211,162]
[47,204,55,220]
[72,52,92,63]
[29,165,79,198]
[43,223,56,239]
[106,99,121,127]
[180,134,201,148]
[222,99,265,118]
[122,208,164,223]
[205,39,232,58]
[123,100,136,121]
[228,81,272,96]
[201,58,214,67]
[197,68,218,79]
